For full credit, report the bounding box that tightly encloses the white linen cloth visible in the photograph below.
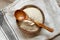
[2,0,60,40]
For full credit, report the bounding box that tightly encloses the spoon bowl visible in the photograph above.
[14,10,28,21]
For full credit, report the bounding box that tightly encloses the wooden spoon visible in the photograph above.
[14,10,54,32]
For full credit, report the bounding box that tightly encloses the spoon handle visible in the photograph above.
[30,18,54,32]
[36,22,54,32]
